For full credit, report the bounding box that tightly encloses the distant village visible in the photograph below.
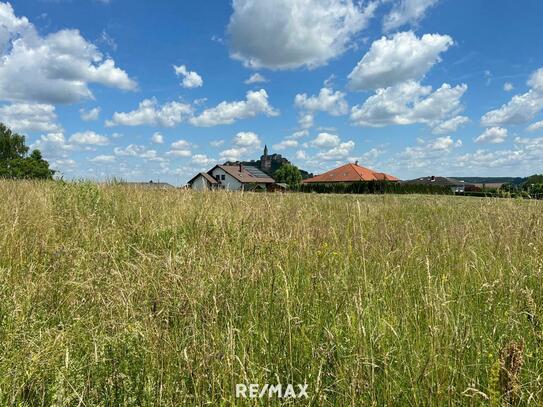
[131,146,538,196]
[178,146,514,194]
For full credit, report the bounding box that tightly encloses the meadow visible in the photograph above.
[0,180,542,406]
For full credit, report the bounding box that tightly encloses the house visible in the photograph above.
[188,164,276,191]
[403,176,469,193]
[302,162,399,185]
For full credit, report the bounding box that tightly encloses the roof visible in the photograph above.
[403,176,467,186]
[302,163,399,184]
[213,165,275,184]
[188,172,218,185]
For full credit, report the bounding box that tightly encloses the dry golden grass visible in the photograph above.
[1,180,542,405]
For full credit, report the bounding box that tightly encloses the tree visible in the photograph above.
[0,123,54,180]
[274,164,302,189]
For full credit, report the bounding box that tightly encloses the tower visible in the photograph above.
[261,145,271,172]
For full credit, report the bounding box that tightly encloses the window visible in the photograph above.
[221,174,225,181]
[215,174,220,181]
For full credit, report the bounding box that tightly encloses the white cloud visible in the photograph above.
[396,135,462,167]
[383,0,439,32]
[191,154,215,166]
[174,65,203,89]
[228,0,378,69]
[106,98,193,127]
[171,139,192,150]
[295,150,307,160]
[298,113,314,129]
[0,102,61,132]
[245,73,267,84]
[151,132,164,144]
[210,139,225,147]
[311,132,340,148]
[527,120,543,132]
[503,82,514,92]
[295,87,349,116]
[89,155,116,163]
[167,149,192,158]
[348,31,453,91]
[69,131,109,146]
[431,115,469,134]
[31,132,73,158]
[273,139,298,150]
[80,107,101,121]
[189,89,278,127]
[232,131,260,148]
[475,127,508,144]
[316,140,355,161]
[287,130,309,140]
[351,80,468,127]
[113,144,165,162]
[481,67,543,126]
[219,131,262,161]
[0,2,136,104]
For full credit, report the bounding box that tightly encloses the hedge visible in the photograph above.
[297,181,453,195]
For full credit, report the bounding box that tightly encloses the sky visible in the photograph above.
[1,0,543,185]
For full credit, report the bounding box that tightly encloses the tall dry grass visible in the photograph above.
[0,180,542,405]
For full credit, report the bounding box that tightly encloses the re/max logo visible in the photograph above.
[235,384,309,399]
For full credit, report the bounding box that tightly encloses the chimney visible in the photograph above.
[239,163,242,172]
[355,160,359,166]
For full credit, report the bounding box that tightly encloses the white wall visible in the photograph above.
[190,175,209,191]
[210,168,243,191]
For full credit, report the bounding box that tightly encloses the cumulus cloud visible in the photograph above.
[295,87,349,116]
[527,120,543,132]
[80,107,101,121]
[431,115,469,134]
[228,0,378,69]
[89,155,116,163]
[298,113,314,129]
[0,102,61,132]
[69,131,109,146]
[311,132,341,148]
[383,0,439,32]
[151,132,164,144]
[114,144,165,161]
[0,2,136,104]
[189,89,278,127]
[481,67,543,126]
[348,31,453,91]
[475,127,508,144]
[351,80,468,127]
[287,129,309,140]
[503,82,514,92]
[219,131,262,161]
[191,154,215,166]
[174,65,203,89]
[106,98,193,127]
[316,140,355,161]
[245,73,267,84]
[272,139,298,150]
[396,135,462,167]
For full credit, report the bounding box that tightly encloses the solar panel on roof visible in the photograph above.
[244,166,269,178]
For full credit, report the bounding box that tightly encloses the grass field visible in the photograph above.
[1,181,542,405]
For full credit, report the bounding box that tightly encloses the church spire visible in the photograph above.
[264,144,268,157]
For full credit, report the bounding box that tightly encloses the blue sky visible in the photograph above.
[1,0,543,184]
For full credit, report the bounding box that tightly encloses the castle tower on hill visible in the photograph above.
[261,145,271,172]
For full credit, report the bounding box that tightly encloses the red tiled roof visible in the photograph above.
[302,163,399,183]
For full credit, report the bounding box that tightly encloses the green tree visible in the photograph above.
[0,123,55,180]
[274,164,302,189]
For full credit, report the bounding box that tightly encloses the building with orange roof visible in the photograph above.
[302,162,399,184]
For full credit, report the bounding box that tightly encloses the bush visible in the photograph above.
[297,181,453,195]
